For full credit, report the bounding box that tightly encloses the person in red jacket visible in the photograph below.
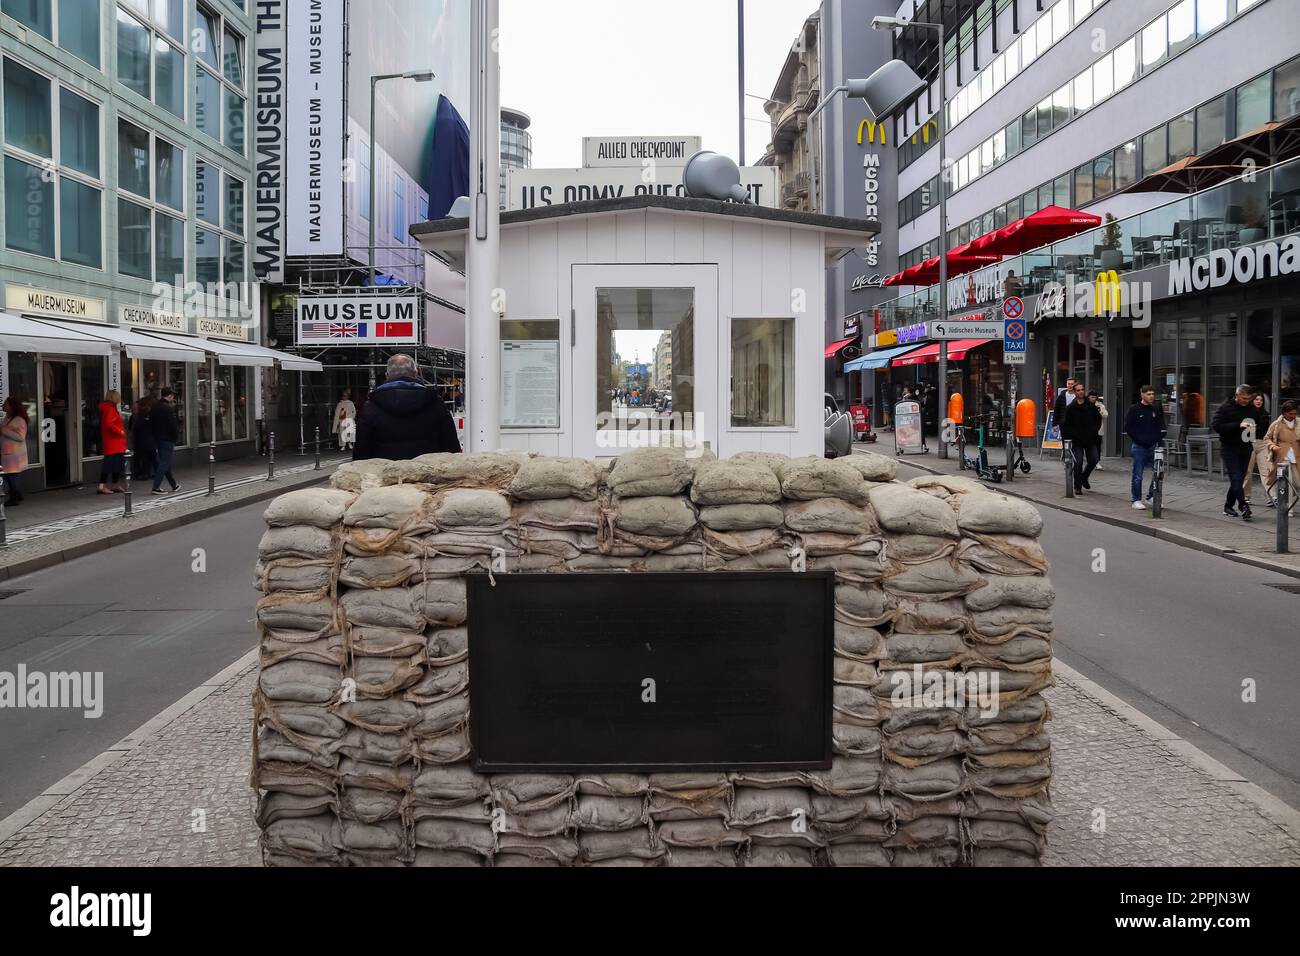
[97,390,127,495]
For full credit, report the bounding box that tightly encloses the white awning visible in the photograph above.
[136,332,323,372]
[31,319,207,363]
[0,311,113,357]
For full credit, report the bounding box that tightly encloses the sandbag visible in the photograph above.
[780,458,870,505]
[965,575,1055,612]
[783,497,876,534]
[265,488,357,529]
[386,452,524,489]
[697,503,784,531]
[614,496,698,537]
[868,483,959,538]
[690,459,782,505]
[606,447,695,497]
[842,452,898,483]
[509,458,599,501]
[343,486,433,531]
[956,492,1044,537]
[331,460,389,493]
[434,489,512,529]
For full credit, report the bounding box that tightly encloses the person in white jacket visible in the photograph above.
[1089,391,1108,471]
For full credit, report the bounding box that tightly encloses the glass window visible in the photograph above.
[1073,70,1093,112]
[223,88,244,152]
[1141,17,1168,72]
[1020,27,1037,68]
[1022,188,1039,217]
[1196,0,1226,35]
[225,176,244,233]
[232,367,249,441]
[1021,109,1037,148]
[59,176,100,268]
[1053,174,1071,208]
[992,54,1005,93]
[154,37,184,117]
[4,155,55,256]
[59,87,98,177]
[1113,37,1136,91]
[195,227,220,284]
[213,363,234,442]
[223,27,243,86]
[154,138,182,210]
[1092,54,1113,103]
[1168,0,1195,58]
[155,211,183,282]
[1196,97,1226,153]
[1036,96,1052,138]
[1276,57,1300,120]
[116,8,150,98]
[1075,162,1095,206]
[1115,140,1137,189]
[1238,0,1262,10]
[980,138,994,173]
[196,67,221,140]
[3,0,51,36]
[195,160,219,224]
[1051,1,1069,42]
[59,0,101,68]
[1004,37,1019,80]
[1093,153,1114,197]
[154,0,184,41]
[224,237,244,285]
[1035,16,1052,57]
[1039,182,1055,211]
[1142,126,1168,175]
[1005,118,1020,156]
[117,119,150,197]
[1052,83,1072,127]
[992,128,1005,164]
[1168,110,1195,161]
[731,318,794,427]
[1236,74,1271,133]
[3,58,52,156]
[1073,0,1093,20]
[195,4,219,70]
[118,198,151,278]
[393,176,406,241]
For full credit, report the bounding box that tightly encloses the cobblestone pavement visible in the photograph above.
[1,662,1296,866]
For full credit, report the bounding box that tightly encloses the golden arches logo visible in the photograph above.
[857,119,887,146]
[1094,271,1122,314]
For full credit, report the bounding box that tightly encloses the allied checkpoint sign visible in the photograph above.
[467,572,834,772]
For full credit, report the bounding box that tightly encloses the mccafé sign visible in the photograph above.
[1167,234,1300,295]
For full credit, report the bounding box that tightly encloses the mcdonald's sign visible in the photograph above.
[857,119,887,146]
[1094,270,1122,314]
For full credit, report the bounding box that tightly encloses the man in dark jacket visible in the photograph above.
[353,355,462,461]
[149,388,180,494]
[1212,385,1271,521]
[1061,382,1102,492]
[1053,377,1077,429]
[1124,385,1165,510]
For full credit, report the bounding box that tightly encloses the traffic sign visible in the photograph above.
[928,320,1004,340]
[1002,296,1024,320]
[1003,305,1027,365]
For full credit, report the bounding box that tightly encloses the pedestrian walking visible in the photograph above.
[150,387,181,495]
[1124,385,1166,510]
[1092,392,1108,470]
[1053,377,1077,438]
[1,396,29,505]
[1244,391,1271,504]
[132,396,157,481]
[333,389,357,451]
[352,354,462,461]
[1062,382,1102,492]
[1263,400,1300,507]
[1211,384,1270,521]
[96,391,127,495]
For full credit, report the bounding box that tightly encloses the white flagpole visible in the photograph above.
[466,0,502,453]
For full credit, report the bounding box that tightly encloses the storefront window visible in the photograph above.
[80,358,105,458]
[731,318,794,428]
[1153,320,1178,427]
[169,360,187,445]
[1280,306,1300,407]
[197,360,213,445]
[1244,308,1275,408]
[1179,319,1207,428]
[1206,313,1238,414]
[233,367,249,441]
[7,352,40,467]
[215,363,234,442]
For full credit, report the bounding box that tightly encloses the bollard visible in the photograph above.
[314,426,321,471]
[268,432,277,481]
[208,441,217,496]
[124,450,133,517]
[1277,464,1289,554]
[1151,445,1165,519]
[1063,440,1075,498]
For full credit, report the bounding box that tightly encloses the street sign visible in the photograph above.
[1003,306,1028,366]
[928,319,1004,340]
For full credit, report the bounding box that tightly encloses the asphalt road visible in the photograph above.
[0,500,266,816]
[899,462,1300,809]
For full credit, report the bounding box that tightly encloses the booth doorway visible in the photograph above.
[41,358,80,487]
[572,264,718,459]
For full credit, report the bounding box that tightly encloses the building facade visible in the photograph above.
[499,106,532,209]
[0,0,273,491]
[759,13,820,214]
[860,0,1300,455]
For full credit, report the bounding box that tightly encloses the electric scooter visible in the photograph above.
[957,415,1004,483]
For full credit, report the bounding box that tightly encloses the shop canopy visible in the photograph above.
[842,343,926,372]
[892,338,990,367]
[0,311,111,356]
[883,252,1001,287]
[139,332,323,372]
[30,319,206,363]
[968,205,1101,256]
[825,336,860,359]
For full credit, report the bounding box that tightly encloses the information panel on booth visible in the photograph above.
[501,340,560,429]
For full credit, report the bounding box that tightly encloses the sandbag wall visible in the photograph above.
[253,449,1054,867]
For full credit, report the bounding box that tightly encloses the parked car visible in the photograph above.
[825,393,852,459]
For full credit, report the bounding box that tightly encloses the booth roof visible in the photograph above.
[411,195,879,268]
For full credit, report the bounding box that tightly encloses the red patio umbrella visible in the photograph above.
[887,252,1001,287]
[971,205,1101,256]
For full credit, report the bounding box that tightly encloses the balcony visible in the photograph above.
[782,172,811,209]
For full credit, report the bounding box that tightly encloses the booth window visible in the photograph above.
[595,288,693,440]
[731,318,794,428]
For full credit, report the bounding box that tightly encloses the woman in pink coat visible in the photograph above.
[1,396,30,505]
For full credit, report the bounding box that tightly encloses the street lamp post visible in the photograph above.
[872,16,950,457]
[368,70,436,287]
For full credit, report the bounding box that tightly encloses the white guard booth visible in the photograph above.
[413,195,878,459]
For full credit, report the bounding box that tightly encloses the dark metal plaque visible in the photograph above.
[467,571,834,773]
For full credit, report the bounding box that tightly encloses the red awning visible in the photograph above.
[883,252,1001,287]
[892,339,992,367]
[970,205,1101,256]
[825,336,859,359]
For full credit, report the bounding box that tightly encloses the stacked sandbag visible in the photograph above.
[255,450,1053,866]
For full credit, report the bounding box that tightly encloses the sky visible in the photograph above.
[499,0,820,169]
